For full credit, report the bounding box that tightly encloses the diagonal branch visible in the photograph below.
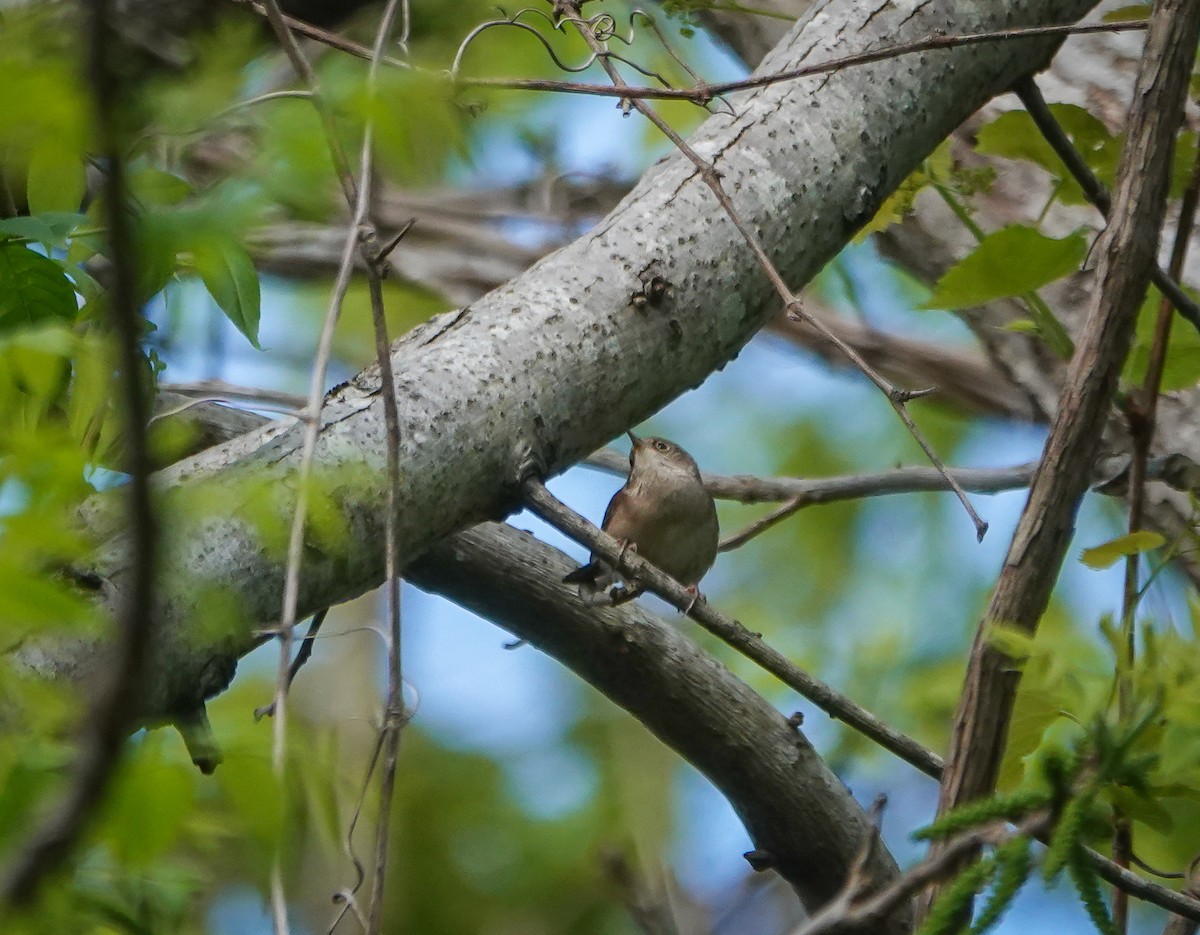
[406,520,909,932]
[925,0,1200,918]
[1013,77,1200,335]
[522,477,945,779]
[558,0,989,541]
[51,0,1103,731]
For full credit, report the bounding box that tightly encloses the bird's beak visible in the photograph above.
[626,431,643,448]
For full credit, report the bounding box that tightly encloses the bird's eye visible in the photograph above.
[654,440,670,452]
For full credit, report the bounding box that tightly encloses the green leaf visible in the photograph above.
[361,69,467,187]
[99,740,197,866]
[922,225,1088,310]
[976,107,1118,205]
[1102,4,1149,20]
[191,236,261,349]
[129,165,194,207]
[857,140,954,240]
[1080,531,1165,569]
[1108,785,1174,835]
[0,242,78,333]
[26,140,85,214]
[1124,287,1200,390]
[0,216,58,247]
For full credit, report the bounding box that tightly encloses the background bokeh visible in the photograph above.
[2,2,1193,933]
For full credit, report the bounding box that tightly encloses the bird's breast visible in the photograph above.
[630,483,718,585]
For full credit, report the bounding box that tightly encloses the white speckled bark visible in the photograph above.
[53,0,1100,721]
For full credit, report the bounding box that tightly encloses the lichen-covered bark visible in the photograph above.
[51,0,1103,722]
[7,0,1118,926]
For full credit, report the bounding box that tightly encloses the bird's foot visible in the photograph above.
[610,583,644,606]
[682,585,704,614]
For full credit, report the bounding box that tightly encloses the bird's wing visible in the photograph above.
[562,486,633,585]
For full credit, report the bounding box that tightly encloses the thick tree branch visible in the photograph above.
[137,395,1200,925]
[406,521,908,931]
[40,0,1102,727]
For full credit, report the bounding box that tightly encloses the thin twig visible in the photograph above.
[256,1,379,931]
[558,0,986,541]
[254,609,330,720]
[258,2,414,929]
[162,379,308,411]
[0,0,157,904]
[1013,77,1200,336]
[789,810,1053,935]
[727,460,1049,501]
[586,448,1046,503]
[1130,851,1188,881]
[230,0,1147,105]
[697,460,1033,503]
[360,8,411,934]
[719,496,805,551]
[522,477,944,779]
[327,729,386,935]
[465,20,1150,102]
[210,89,315,124]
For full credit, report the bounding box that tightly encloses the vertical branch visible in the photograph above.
[360,5,410,933]
[924,0,1200,922]
[257,2,413,930]
[1112,138,1200,935]
[255,0,387,928]
[1,0,156,904]
[364,267,405,935]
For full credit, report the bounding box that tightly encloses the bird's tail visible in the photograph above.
[562,561,602,585]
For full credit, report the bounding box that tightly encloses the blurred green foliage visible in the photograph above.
[1,1,1200,933]
[0,2,722,932]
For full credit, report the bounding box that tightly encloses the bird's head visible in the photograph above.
[627,431,702,482]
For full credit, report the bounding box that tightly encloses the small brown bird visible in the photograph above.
[564,432,719,605]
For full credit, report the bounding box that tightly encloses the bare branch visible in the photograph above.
[927,0,1200,920]
[231,0,1147,106]
[254,609,330,720]
[522,477,944,779]
[0,0,158,904]
[1013,78,1200,336]
[407,520,907,930]
[360,10,411,931]
[792,811,1052,935]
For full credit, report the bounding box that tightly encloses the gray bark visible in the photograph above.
[63,0,1102,716]
[20,0,1105,922]
[408,523,906,928]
